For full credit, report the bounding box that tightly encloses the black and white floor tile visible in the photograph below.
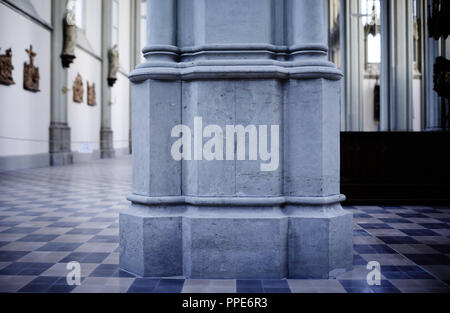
[0,156,449,293]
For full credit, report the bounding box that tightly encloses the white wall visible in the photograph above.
[0,0,133,161]
[29,0,51,24]
[111,0,131,151]
[84,0,103,56]
[118,0,131,73]
[68,48,102,153]
[0,3,51,157]
[111,74,130,150]
[67,1,103,155]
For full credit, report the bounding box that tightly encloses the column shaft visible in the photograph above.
[146,0,177,46]
[287,0,328,49]
[100,0,115,159]
[50,0,73,166]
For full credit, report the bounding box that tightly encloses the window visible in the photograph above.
[74,0,85,30]
[112,0,119,46]
[362,0,381,71]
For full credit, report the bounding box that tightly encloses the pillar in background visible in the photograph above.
[50,0,73,166]
[128,0,142,155]
[100,0,115,159]
[381,0,414,131]
[120,0,353,279]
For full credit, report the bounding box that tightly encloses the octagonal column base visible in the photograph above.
[119,202,353,279]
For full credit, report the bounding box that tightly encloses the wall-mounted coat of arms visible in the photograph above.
[23,45,40,92]
[0,48,15,86]
[73,73,84,103]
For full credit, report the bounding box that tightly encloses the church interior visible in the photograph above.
[0,0,449,294]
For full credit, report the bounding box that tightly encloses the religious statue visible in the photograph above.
[23,45,40,92]
[0,48,15,86]
[73,73,84,103]
[61,0,77,68]
[87,81,96,106]
[428,0,450,40]
[108,44,119,87]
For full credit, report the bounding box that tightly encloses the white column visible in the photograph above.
[287,0,328,50]
[144,0,177,62]
[344,0,364,131]
[424,0,441,131]
[383,0,414,131]
[100,0,115,159]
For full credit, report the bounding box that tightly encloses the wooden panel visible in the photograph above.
[341,132,450,204]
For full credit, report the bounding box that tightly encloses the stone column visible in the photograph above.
[50,0,73,166]
[100,0,115,159]
[129,0,142,154]
[343,0,364,131]
[120,0,353,279]
[424,0,441,131]
[383,0,414,131]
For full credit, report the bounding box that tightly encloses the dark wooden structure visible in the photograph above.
[341,132,450,204]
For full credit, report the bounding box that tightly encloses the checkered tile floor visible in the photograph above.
[0,156,449,293]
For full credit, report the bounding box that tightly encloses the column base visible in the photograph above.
[100,150,116,159]
[120,199,353,279]
[50,152,73,166]
[49,123,73,166]
[100,128,115,159]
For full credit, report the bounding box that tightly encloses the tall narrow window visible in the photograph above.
[362,0,381,70]
[74,0,85,30]
[112,0,119,46]
[362,0,382,130]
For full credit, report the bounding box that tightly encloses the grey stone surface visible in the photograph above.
[120,204,183,277]
[121,0,353,279]
[288,206,353,278]
[0,153,50,173]
[49,122,73,166]
[100,128,115,159]
[184,213,288,279]
[131,79,182,197]
[120,203,352,279]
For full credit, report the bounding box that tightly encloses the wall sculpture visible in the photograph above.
[87,81,96,106]
[108,45,119,87]
[73,73,84,103]
[23,45,40,92]
[61,0,77,68]
[0,48,15,86]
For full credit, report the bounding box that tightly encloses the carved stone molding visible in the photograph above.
[23,45,40,92]
[0,48,15,86]
[87,81,96,106]
[73,73,83,103]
